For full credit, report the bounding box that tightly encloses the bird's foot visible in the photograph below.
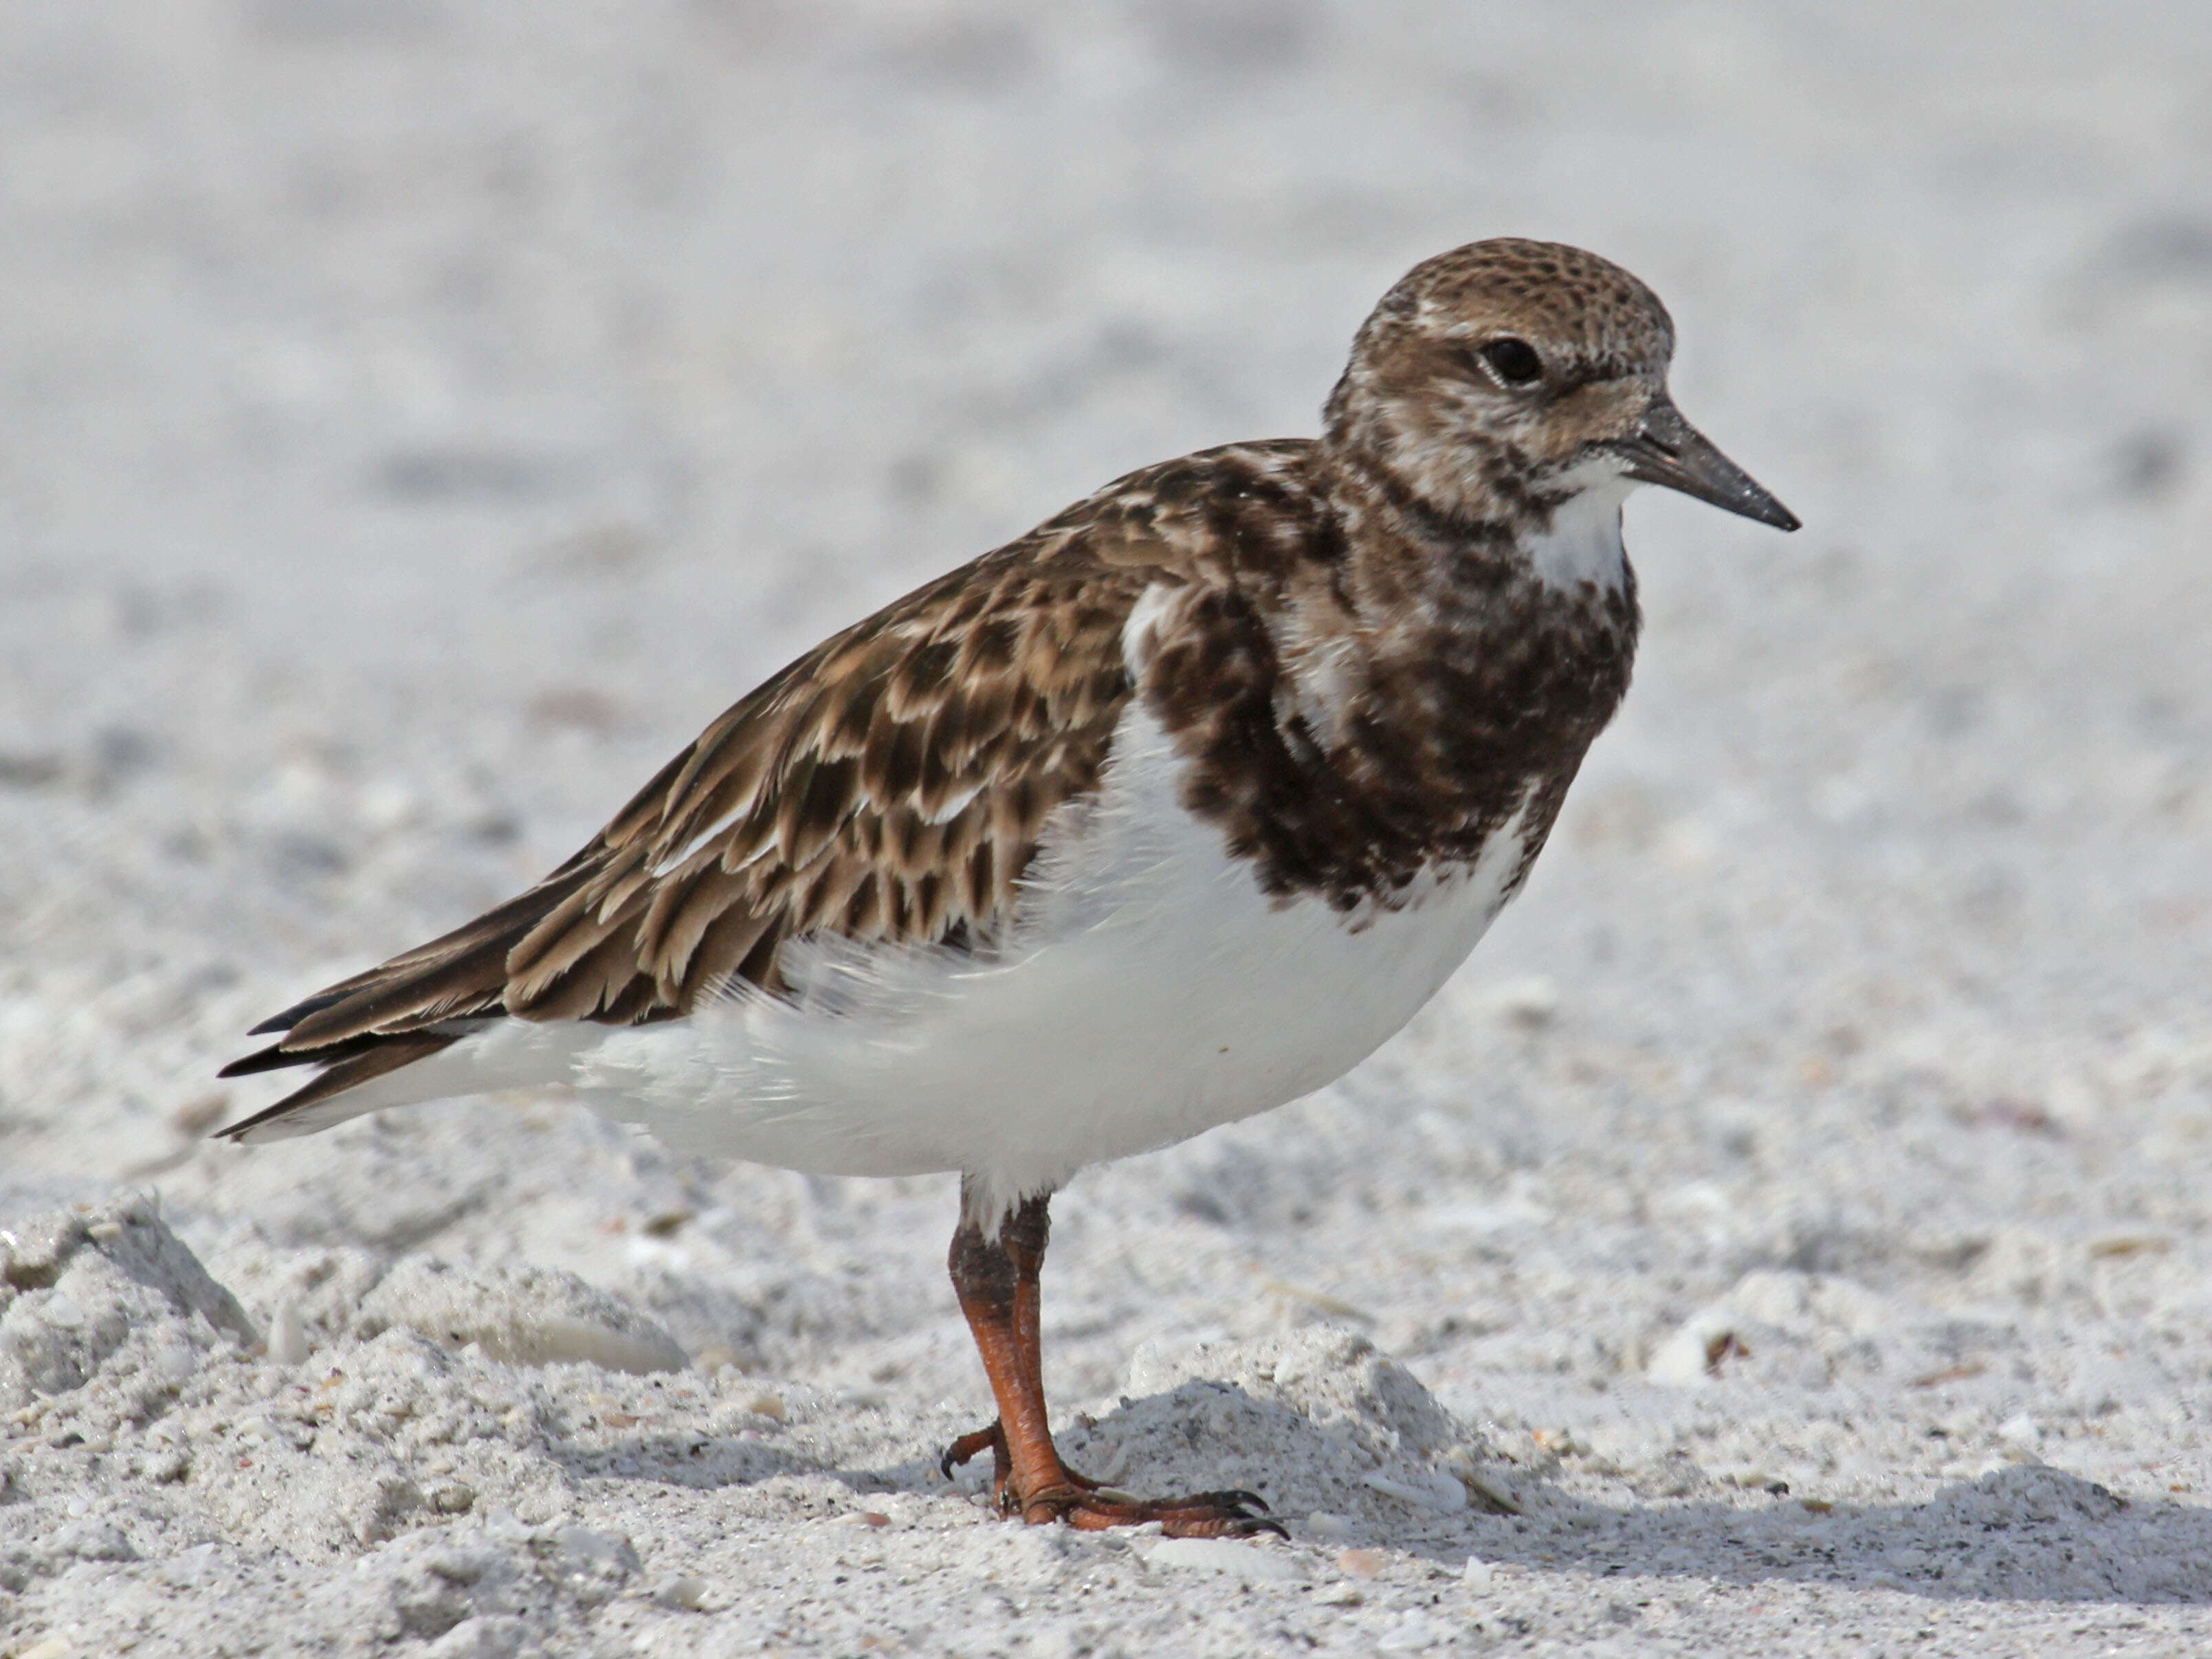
[1019,1482,1285,1539]
[940,1420,1281,1537]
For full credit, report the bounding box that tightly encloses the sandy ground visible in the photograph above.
[5,2,2212,1654]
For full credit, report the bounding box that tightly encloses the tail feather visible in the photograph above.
[215,867,607,1140]
[247,873,592,1044]
[284,934,523,1049]
[219,1038,341,1078]
[216,1033,461,1142]
[246,990,351,1036]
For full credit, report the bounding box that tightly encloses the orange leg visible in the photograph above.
[941,1186,1282,1537]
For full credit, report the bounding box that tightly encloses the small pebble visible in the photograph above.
[1480,972,1560,1027]
[652,1574,709,1611]
[1362,1469,1468,1513]
[171,1093,230,1135]
[266,1299,312,1366]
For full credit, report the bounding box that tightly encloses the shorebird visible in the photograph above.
[221,239,1797,1537]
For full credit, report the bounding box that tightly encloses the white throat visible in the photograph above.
[1525,467,1633,593]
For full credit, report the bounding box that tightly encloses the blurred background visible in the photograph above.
[3,0,2211,1401]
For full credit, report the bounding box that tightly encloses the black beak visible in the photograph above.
[1614,398,1800,531]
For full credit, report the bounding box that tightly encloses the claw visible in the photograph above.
[1200,1487,1270,1512]
[940,1423,1002,1481]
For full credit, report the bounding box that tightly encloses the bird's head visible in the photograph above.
[1325,238,1798,534]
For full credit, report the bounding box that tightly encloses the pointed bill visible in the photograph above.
[1615,398,1800,531]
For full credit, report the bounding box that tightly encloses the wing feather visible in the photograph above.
[218,441,1320,1139]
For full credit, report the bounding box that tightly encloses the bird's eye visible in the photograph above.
[1476,337,1543,387]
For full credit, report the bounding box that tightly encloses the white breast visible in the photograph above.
[561,701,1536,1218]
[1525,468,1633,594]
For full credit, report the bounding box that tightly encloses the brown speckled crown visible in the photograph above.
[1356,238,1675,368]
[219,242,1672,1136]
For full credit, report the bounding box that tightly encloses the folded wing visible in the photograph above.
[219,530,1156,1136]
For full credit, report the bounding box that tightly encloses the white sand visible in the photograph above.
[5,3,2212,1654]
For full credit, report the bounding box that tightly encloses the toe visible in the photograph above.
[1030,1484,1285,1538]
[1159,1508,1290,1540]
[1187,1487,1269,1512]
[940,1422,1012,1497]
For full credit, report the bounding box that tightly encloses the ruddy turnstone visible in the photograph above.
[220,239,1796,1537]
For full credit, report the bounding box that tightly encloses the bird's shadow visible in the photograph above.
[564,1381,2212,1608]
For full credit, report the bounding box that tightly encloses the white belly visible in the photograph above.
[556,702,1535,1217]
